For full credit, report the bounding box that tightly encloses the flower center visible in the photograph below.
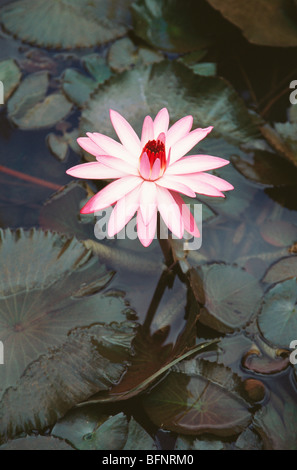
[139,136,167,181]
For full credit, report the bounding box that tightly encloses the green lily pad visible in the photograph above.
[0,59,21,102]
[258,278,297,348]
[253,393,297,450]
[0,227,124,394]
[7,71,72,129]
[0,0,132,49]
[131,0,226,53]
[174,435,226,450]
[52,408,156,450]
[62,55,112,107]
[47,132,69,161]
[79,61,261,151]
[193,263,262,333]
[0,436,74,450]
[108,37,163,73]
[263,256,297,284]
[0,320,136,442]
[143,360,251,437]
[234,428,263,450]
[206,0,297,47]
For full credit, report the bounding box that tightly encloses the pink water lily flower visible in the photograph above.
[66,108,234,247]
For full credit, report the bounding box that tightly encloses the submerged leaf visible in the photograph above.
[263,256,297,284]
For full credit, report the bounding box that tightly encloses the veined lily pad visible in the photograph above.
[52,408,156,450]
[0,227,123,393]
[143,360,251,436]
[7,71,72,129]
[0,0,132,49]
[193,263,262,333]
[206,0,297,47]
[258,278,297,348]
[0,59,21,102]
[79,61,261,151]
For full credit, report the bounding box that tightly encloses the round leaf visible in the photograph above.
[258,278,297,348]
[0,0,132,49]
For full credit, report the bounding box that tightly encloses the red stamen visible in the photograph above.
[140,139,166,180]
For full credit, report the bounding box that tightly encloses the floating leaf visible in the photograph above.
[234,428,263,450]
[79,61,261,152]
[0,321,136,442]
[62,69,99,107]
[62,56,112,107]
[0,228,135,399]
[131,0,226,53]
[206,0,297,47]
[7,71,72,129]
[52,408,156,450]
[253,393,297,450]
[242,336,290,375]
[193,264,262,333]
[0,0,132,49]
[174,435,226,450]
[143,360,251,437]
[263,256,297,284]
[258,278,297,348]
[0,436,74,450]
[0,59,21,102]
[108,37,163,73]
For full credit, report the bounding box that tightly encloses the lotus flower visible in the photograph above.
[66,108,233,247]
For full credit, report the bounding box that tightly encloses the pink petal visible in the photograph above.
[154,108,169,138]
[166,115,193,149]
[87,132,135,164]
[139,181,157,225]
[97,155,138,175]
[156,175,196,197]
[166,155,229,175]
[150,158,161,180]
[137,209,157,247]
[110,109,141,158]
[139,152,151,180]
[141,115,154,147]
[66,161,126,180]
[189,172,234,191]
[80,176,142,214]
[77,137,105,157]
[171,192,200,237]
[179,174,225,197]
[156,186,184,239]
[108,185,141,237]
[170,127,213,164]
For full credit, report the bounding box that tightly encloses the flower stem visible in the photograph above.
[157,212,174,267]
